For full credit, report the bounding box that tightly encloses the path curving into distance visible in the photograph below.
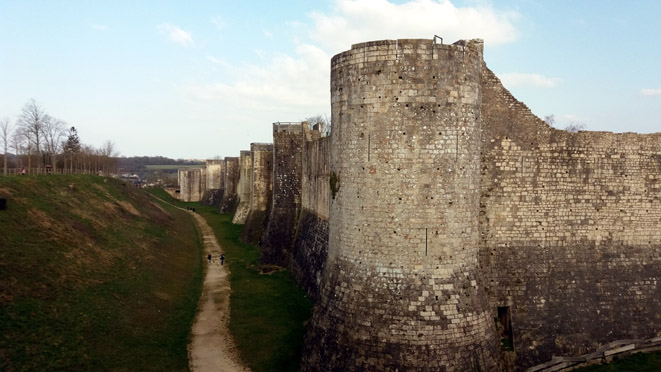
[187,211,250,372]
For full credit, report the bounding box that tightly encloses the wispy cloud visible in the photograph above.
[309,0,520,54]
[186,44,330,112]
[640,88,661,96]
[211,16,226,31]
[499,73,561,88]
[186,0,521,119]
[158,23,194,47]
[91,24,109,31]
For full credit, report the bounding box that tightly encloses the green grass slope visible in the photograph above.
[0,175,203,371]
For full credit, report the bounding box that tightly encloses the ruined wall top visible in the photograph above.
[273,122,304,134]
[250,143,273,152]
[332,38,484,67]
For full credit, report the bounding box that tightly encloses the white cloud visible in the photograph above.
[308,0,520,54]
[640,88,661,96]
[91,24,109,31]
[158,23,194,47]
[499,73,560,88]
[185,0,521,120]
[186,44,330,113]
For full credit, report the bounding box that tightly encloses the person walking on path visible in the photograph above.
[220,253,225,266]
[207,254,212,264]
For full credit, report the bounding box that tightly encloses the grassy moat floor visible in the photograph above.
[147,188,313,372]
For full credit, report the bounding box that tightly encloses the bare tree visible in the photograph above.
[564,122,586,132]
[544,114,586,132]
[1,117,12,176]
[305,114,331,137]
[543,114,555,127]
[99,140,118,174]
[10,130,23,168]
[17,99,47,170]
[42,115,67,170]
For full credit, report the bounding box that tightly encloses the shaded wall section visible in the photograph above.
[479,66,661,370]
[232,151,252,224]
[240,143,273,244]
[201,160,223,206]
[290,129,330,301]
[219,157,239,214]
[261,123,305,266]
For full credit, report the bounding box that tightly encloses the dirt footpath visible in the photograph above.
[188,211,250,372]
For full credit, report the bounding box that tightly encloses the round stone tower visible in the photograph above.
[301,39,499,371]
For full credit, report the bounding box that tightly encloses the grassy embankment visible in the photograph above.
[0,175,203,371]
[147,188,313,372]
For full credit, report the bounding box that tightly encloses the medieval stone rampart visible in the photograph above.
[205,159,223,190]
[301,38,500,371]
[290,130,330,300]
[261,123,306,265]
[232,151,252,224]
[479,67,661,370]
[201,159,223,206]
[192,36,660,372]
[240,143,273,244]
[178,168,206,202]
[219,157,239,214]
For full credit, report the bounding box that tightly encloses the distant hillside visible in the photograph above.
[0,175,203,371]
[117,156,205,184]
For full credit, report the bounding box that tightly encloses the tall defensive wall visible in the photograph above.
[290,124,330,301]
[232,151,252,224]
[240,143,274,244]
[261,123,306,265]
[177,168,206,203]
[301,39,500,371]
[201,159,223,206]
[219,157,239,214]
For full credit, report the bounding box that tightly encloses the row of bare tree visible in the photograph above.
[1,99,119,176]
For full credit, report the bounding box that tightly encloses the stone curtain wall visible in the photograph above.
[301,39,500,372]
[261,123,305,265]
[240,143,273,244]
[291,130,330,301]
[479,68,661,370]
[219,157,239,214]
[232,151,252,224]
[201,160,223,206]
[205,160,223,190]
[178,168,206,202]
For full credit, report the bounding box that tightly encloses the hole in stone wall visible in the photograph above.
[497,306,514,351]
[0,198,6,211]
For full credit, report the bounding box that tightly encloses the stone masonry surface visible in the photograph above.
[301,38,500,372]
[240,143,273,244]
[295,38,660,371]
[209,37,660,372]
[219,157,239,214]
[232,151,252,224]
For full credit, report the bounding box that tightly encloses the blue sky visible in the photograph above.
[1,0,660,159]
